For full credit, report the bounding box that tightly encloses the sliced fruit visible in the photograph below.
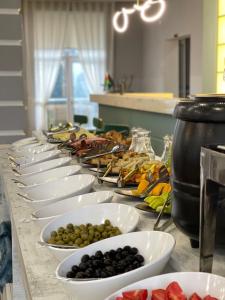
[152,289,167,300]
[203,296,218,300]
[116,297,124,300]
[189,293,202,300]
[166,281,187,300]
[122,289,148,300]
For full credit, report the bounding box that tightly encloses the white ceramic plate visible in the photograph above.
[41,203,140,260]
[56,231,175,300]
[19,174,95,209]
[11,137,37,148]
[16,165,81,187]
[105,272,225,300]
[32,191,114,227]
[14,150,61,168]
[13,157,72,176]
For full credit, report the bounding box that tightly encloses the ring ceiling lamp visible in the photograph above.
[113,0,166,33]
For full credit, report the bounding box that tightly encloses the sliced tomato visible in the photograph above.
[116,297,124,300]
[203,296,218,300]
[189,293,202,300]
[166,282,187,300]
[152,289,166,300]
[122,289,148,300]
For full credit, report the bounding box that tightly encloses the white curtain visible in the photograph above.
[71,2,113,93]
[23,1,69,130]
[23,1,114,131]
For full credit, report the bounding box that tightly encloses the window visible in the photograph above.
[47,48,99,128]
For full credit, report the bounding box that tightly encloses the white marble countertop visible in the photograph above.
[1,146,225,299]
[90,93,180,115]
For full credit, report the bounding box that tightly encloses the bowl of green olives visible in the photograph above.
[56,231,175,300]
[40,203,140,260]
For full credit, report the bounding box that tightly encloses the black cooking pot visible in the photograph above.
[172,95,225,247]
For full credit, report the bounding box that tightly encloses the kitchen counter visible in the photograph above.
[91,93,180,115]
[1,147,225,299]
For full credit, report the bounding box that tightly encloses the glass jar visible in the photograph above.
[135,130,155,159]
[129,127,139,152]
[161,135,173,167]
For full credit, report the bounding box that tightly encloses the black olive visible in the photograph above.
[100,271,107,278]
[95,269,101,277]
[66,271,75,278]
[109,250,116,258]
[116,247,122,253]
[95,250,103,258]
[104,258,111,266]
[76,272,86,278]
[123,246,131,252]
[72,265,80,273]
[115,253,122,260]
[81,254,90,263]
[121,250,129,257]
[136,254,144,263]
[125,265,133,272]
[79,262,87,270]
[130,247,138,255]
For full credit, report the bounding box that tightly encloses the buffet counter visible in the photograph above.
[91,94,179,115]
[90,94,179,154]
[1,147,225,299]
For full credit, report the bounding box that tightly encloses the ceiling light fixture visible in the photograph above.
[112,0,166,33]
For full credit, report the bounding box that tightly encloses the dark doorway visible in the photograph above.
[179,37,190,97]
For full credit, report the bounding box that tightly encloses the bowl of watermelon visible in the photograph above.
[105,272,225,300]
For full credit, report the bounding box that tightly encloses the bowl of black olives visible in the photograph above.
[56,231,175,300]
[40,203,140,260]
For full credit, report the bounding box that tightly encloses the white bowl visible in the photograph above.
[14,150,61,168]
[14,157,72,176]
[21,174,95,209]
[11,137,37,148]
[56,231,175,300]
[41,203,140,260]
[105,272,225,300]
[33,191,114,227]
[15,165,81,187]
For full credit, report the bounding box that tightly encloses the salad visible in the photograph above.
[115,281,218,300]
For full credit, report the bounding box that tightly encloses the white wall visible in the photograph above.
[141,0,203,95]
[113,4,144,92]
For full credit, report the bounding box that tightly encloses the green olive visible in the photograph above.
[81,233,88,240]
[75,238,82,245]
[104,219,111,226]
[51,231,57,238]
[67,223,74,230]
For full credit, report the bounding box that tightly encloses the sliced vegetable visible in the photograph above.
[203,296,218,300]
[152,289,167,300]
[166,281,187,300]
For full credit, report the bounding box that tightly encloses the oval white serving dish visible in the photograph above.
[41,203,140,260]
[20,174,95,209]
[56,231,175,300]
[33,191,114,227]
[105,272,225,300]
[13,156,72,176]
[15,165,81,187]
[14,150,61,168]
